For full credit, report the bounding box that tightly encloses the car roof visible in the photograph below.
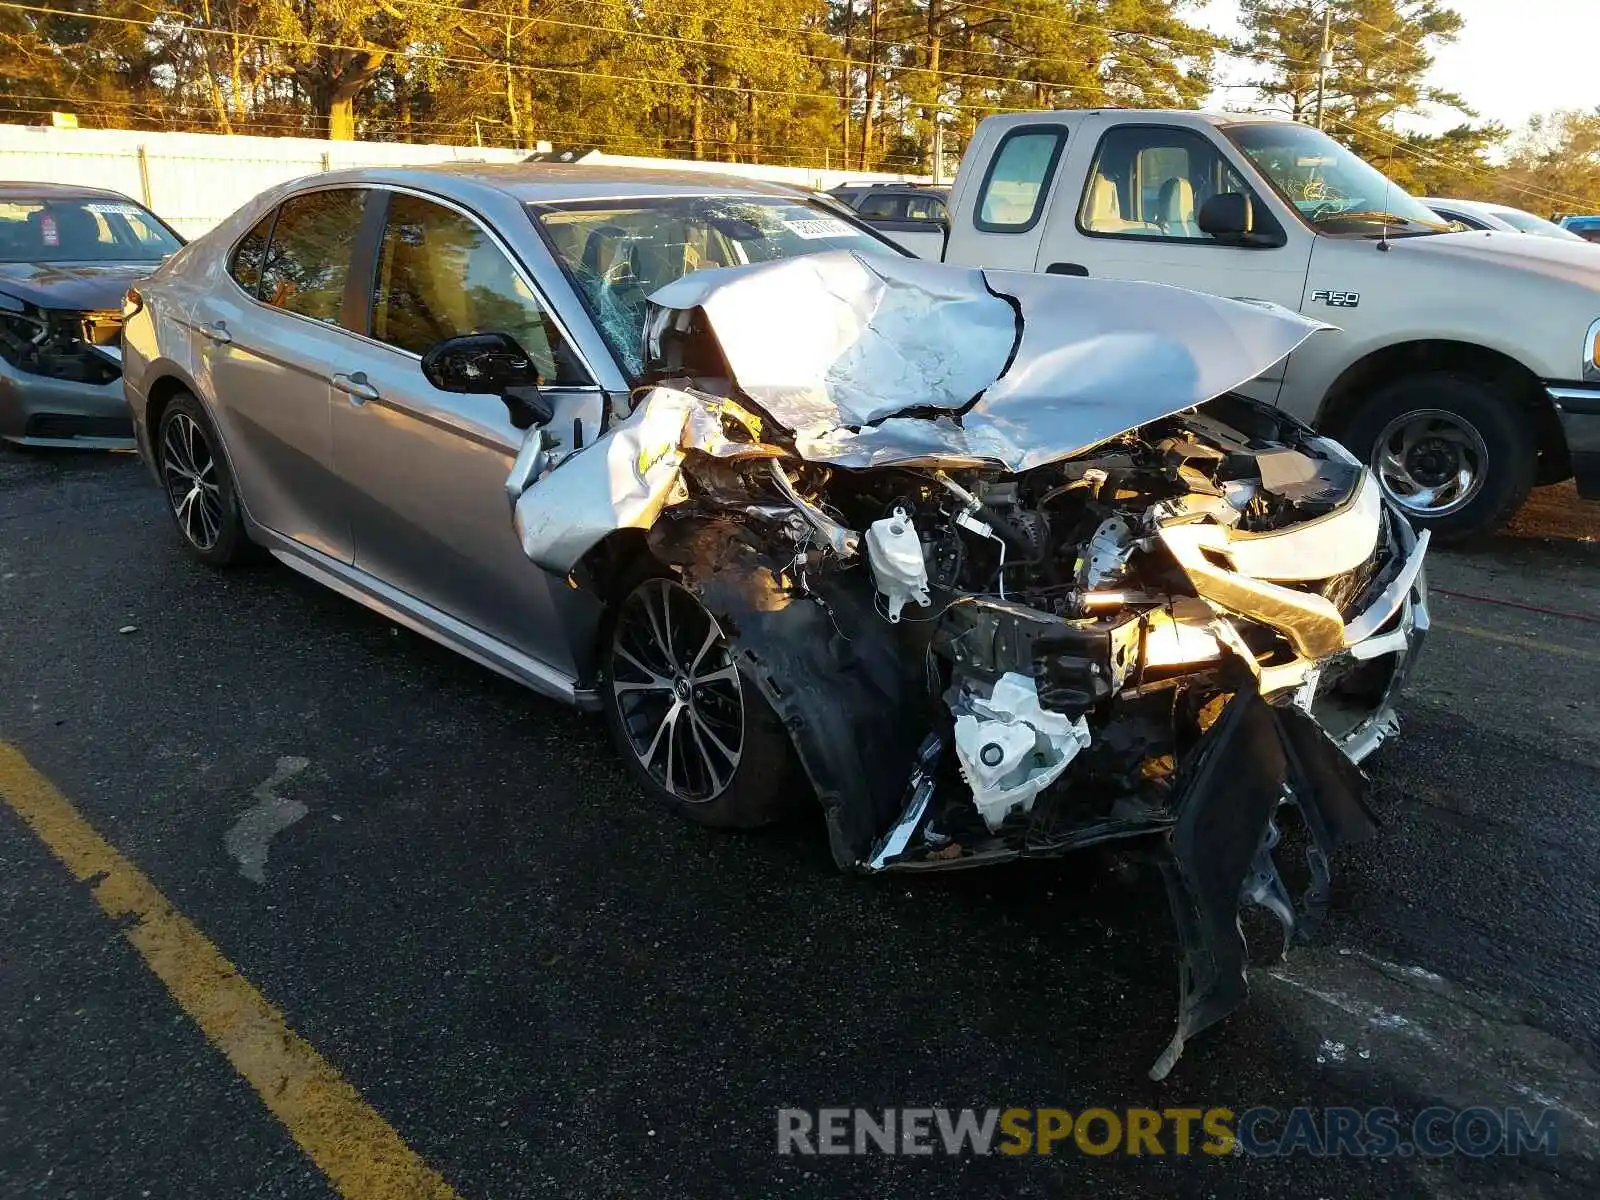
[1421,197,1488,212]
[980,109,1270,130]
[0,181,141,202]
[307,162,819,205]
[1423,197,1535,217]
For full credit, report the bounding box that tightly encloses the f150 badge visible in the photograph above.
[1311,289,1360,308]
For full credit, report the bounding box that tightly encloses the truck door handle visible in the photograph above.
[331,371,379,404]
[198,320,232,344]
[1045,262,1089,276]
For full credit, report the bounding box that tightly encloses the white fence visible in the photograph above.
[0,124,919,237]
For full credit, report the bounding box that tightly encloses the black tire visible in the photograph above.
[1340,370,1536,539]
[601,571,799,829]
[155,391,252,565]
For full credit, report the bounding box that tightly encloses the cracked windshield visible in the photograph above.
[533,196,890,375]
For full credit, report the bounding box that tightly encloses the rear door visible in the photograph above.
[327,188,606,671]
[195,187,370,561]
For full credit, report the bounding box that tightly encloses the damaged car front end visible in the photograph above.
[509,250,1429,1077]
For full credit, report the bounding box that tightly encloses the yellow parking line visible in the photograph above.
[1432,619,1600,665]
[0,743,460,1200]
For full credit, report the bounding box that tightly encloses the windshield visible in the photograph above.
[1489,207,1584,240]
[1222,123,1449,236]
[0,196,181,263]
[532,195,899,376]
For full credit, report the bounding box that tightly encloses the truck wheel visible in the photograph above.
[1341,371,1535,539]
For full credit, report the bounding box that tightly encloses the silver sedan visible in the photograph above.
[125,164,1427,1075]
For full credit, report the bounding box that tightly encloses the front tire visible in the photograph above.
[601,574,797,829]
[156,391,251,565]
[1341,371,1535,539]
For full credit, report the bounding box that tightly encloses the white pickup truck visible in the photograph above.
[931,109,1600,536]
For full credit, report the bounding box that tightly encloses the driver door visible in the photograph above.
[1033,118,1315,402]
[328,188,606,673]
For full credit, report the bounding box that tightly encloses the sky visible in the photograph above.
[1194,0,1600,134]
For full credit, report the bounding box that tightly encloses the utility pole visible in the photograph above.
[1314,4,1332,130]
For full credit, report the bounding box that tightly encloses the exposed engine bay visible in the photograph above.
[507,251,1431,1077]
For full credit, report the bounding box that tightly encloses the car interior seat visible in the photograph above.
[1156,177,1200,238]
[1087,176,1160,235]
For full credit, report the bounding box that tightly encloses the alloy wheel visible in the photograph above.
[609,578,744,804]
[162,412,224,551]
[1371,408,1488,518]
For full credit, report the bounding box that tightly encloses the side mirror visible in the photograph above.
[1198,192,1254,244]
[420,332,551,429]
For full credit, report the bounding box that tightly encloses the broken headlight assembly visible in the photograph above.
[0,291,123,384]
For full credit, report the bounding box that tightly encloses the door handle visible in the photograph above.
[198,320,232,344]
[1045,262,1089,276]
[331,371,380,404]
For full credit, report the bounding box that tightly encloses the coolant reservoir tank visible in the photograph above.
[867,507,931,623]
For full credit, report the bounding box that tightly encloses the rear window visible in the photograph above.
[0,196,180,262]
[257,189,367,325]
[857,193,905,220]
[532,195,897,376]
[975,126,1067,232]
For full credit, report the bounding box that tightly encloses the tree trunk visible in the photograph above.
[328,95,357,141]
[841,0,854,166]
[691,67,705,159]
[860,0,880,169]
[504,12,520,145]
[308,50,386,141]
[925,0,941,174]
[229,33,246,126]
[197,0,233,133]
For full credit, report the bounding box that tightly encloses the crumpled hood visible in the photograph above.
[645,250,1327,472]
[0,260,159,311]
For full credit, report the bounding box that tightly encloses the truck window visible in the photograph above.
[905,194,946,222]
[1078,125,1257,242]
[974,126,1067,233]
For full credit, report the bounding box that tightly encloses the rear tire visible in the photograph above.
[155,391,252,566]
[601,572,798,829]
[1340,370,1535,539]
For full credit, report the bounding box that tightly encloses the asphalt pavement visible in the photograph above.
[1,446,1597,1199]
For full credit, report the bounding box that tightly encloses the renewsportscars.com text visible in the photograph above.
[777,1106,1561,1158]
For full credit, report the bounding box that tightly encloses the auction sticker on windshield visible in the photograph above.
[785,217,856,239]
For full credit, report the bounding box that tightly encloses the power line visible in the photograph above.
[943,0,1312,67]
[0,0,1011,117]
[1329,116,1594,213]
[389,0,1102,94]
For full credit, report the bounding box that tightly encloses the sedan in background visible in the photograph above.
[1420,197,1585,240]
[827,182,949,257]
[0,183,183,448]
